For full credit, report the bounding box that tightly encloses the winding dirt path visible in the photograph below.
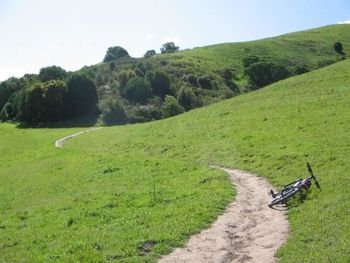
[159,167,289,263]
[54,127,102,147]
[54,129,289,262]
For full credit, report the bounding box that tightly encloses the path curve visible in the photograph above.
[159,167,289,263]
[54,127,102,147]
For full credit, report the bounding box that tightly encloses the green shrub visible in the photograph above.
[136,104,161,121]
[198,76,212,89]
[317,59,337,68]
[118,70,136,89]
[161,95,184,117]
[160,42,179,54]
[0,77,23,111]
[16,82,45,124]
[39,66,67,82]
[244,62,290,88]
[99,97,127,125]
[43,80,67,122]
[177,86,198,111]
[65,74,98,118]
[123,77,152,104]
[146,71,171,99]
[109,62,116,71]
[144,50,156,58]
[334,41,345,55]
[242,55,260,68]
[184,74,198,86]
[103,46,129,62]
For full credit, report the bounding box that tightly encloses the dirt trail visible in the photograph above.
[159,167,289,263]
[54,127,102,147]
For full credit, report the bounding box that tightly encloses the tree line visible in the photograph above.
[0,66,98,124]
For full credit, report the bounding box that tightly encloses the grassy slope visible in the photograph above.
[1,59,350,261]
[175,24,350,73]
[95,24,350,89]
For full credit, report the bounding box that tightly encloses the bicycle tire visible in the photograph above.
[269,187,301,207]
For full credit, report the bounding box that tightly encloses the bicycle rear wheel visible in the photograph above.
[269,187,300,207]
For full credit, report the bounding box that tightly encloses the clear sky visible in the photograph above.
[0,0,349,81]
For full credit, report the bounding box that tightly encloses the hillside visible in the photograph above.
[76,24,350,122]
[88,24,350,110]
[1,57,349,262]
[1,25,349,126]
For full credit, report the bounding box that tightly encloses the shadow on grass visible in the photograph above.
[16,114,99,129]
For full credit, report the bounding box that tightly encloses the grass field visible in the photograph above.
[1,59,350,262]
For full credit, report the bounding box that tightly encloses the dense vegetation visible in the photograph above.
[1,57,349,262]
[0,67,98,125]
[0,25,349,126]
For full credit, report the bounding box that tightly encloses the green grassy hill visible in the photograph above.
[1,25,349,126]
[84,24,350,124]
[1,56,349,262]
[93,24,350,91]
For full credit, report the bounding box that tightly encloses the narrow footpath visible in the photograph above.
[159,167,289,263]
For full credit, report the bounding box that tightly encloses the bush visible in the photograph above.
[146,71,171,99]
[99,97,127,125]
[317,59,336,68]
[109,62,116,71]
[103,46,129,62]
[184,74,198,86]
[177,86,198,111]
[198,76,212,89]
[43,80,68,122]
[161,95,184,117]
[219,68,234,80]
[144,50,156,58]
[242,56,260,68]
[123,77,152,104]
[294,65,310,75]
[244,62,290,88]
[334,42,345,55]
[0,77,23,111]
[118,70,136,89]
[160,42,179,54]
[39,66,67,82]
[136,104,161,121]
[65,74,98,117]
[16,82,45,124]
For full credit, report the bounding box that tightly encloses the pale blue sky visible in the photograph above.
[0,0,349,81]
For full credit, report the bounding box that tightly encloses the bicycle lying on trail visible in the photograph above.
[268,162,321,208]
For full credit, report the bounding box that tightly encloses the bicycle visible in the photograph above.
[268,162,321,208]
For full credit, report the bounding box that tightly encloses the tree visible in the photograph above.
[161,95,184,117]
[43,80,67,122]
[144,50,156,58]
[103,46,129,62]
[16,83,45,123]
[334,42,345,55]
[38,66,67,82]
[160,42,179,54]
[146,71,171,99]
[98,96,127,125]
[177,86,197,111]
[123,77,152,104]
[65,74,98,117]
[0,77,22,112]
